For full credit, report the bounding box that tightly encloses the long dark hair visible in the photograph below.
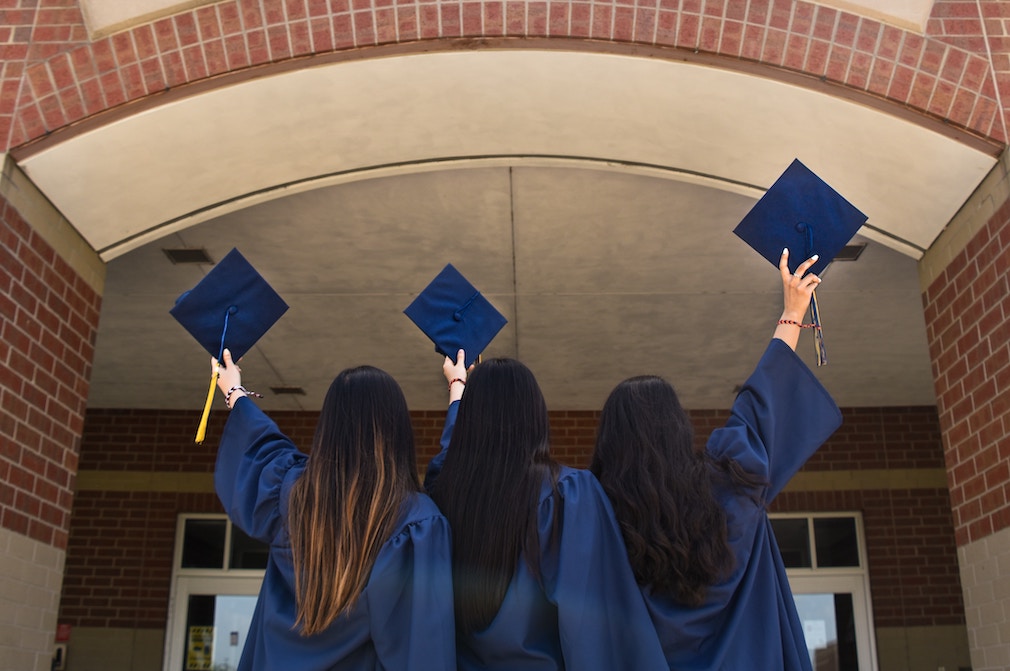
[287,366,420,635]
[429,358,559,634]
[590,375,762,606]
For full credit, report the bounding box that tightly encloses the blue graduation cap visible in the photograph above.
[733,159,868,365]
[734,159,867,275]
[404,264,507,368]
[170,248,288,442]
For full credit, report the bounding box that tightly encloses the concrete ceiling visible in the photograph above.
[13,49,997,412]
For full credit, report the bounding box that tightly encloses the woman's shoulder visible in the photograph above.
[402,490,446,521]
[385,492,450,542]
[540,466,603,503]
[367,493,453,593]
[556,465,592,485]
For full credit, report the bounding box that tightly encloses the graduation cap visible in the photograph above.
[169,248,288,442]
[404,264,507,368]
[733,159,868,365]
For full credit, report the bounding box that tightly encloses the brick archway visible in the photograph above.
[2,0,1005,154]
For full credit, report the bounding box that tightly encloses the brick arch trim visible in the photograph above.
[3,0,1006,153]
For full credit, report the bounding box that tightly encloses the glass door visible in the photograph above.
[790,575,877,671]
[165,577,262,671]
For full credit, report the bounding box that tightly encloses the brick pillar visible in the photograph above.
[920,149,1010,671]
[0,158,104,671]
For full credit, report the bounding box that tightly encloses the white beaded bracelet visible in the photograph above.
[226,385,262,408]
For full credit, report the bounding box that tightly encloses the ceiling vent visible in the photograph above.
[834,243,867,262]
[270,385,306,395]
[163,248,214,264]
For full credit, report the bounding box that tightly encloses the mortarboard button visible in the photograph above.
[733,159,867,277]
[169,247,288,442]
[404,264,507,368]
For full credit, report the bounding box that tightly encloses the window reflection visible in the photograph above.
[181,519,227,569]
[794,593,857,671]
[813,518,860,568]
[771,518,812,568]
[230,527,269,570]
[180,518,269,571]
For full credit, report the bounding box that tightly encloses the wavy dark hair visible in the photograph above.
[429,358,559,634]
[287,366,420,635]
[590,375,763,606]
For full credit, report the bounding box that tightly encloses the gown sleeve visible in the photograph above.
[423,400,458,492]
[541,469,668,671]
[366,503,457,671]
[214,396,305,545]
[708,338,842,501]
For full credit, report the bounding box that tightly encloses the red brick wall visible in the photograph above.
[59,491,218,628]
[693,406,947,471]
[2,0,1006,153]
[77,409,446,473]
[63,403,963,629]
[0,1,34,147]
[0,192,100,550]
[930,1,1010,138]
[773,488,963,627]
[922,199,1010,548]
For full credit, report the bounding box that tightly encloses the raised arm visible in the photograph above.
[424,349,469,490]
[705,250,841,500]
[772,248,822,351]
[211,350,304,543]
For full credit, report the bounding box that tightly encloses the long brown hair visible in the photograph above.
[428,358,559,634]
[287,366,420,636]
[590,375,763,606]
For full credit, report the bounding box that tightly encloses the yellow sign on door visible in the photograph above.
[186,626,214,670]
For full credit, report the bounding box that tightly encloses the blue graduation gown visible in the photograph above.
[215,397,456,671]
[644,339,843,671]
[427,403,667,671]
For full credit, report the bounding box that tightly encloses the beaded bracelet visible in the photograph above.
[778,319,821,330]
[448,378,466,391]
[226,385,263,408]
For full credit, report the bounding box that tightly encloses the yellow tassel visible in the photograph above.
[195,369,219,444]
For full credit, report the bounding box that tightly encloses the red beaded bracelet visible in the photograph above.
[448,378,466,391]
[778,319,821,329]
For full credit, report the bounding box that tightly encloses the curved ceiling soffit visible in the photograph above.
[14,45,998,261]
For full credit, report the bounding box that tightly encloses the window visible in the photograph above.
[177,516,269,571]
[164,515,268,671]
[770,513,878,671]
[771,516,861,570]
